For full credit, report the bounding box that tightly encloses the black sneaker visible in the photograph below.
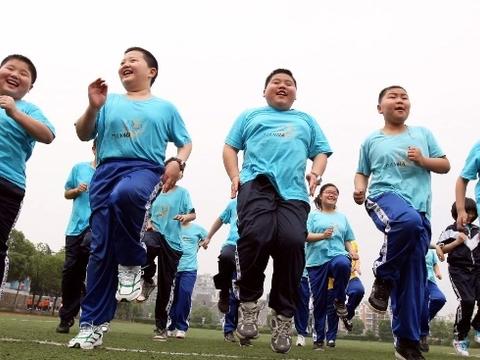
[313,341,325,351]
[395,339,425,360]
[419,336,429,353]
[368,278,392,312]
[239,338,253,347]
[224,332,236,342]
[56,318,74,333]
[327,340,336,348]
[218,289,230,314]
[269,311,293,354]
[334,300,348,318]
[236,302,260,340]
[342,317,353,332]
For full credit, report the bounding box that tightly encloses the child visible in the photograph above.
[68,47,192,350]
[56,140,96,333]
[140,184,196,341]
[167,221,208,339]
[223,68,332,353]
[0,54,55,296]
[437,198,480,357]
[353,85,450,359]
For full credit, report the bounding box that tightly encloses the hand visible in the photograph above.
[435,245,445,262]
[230,176,239,199]
[353,188,366,205]
[162,161,182,192]
[457,232,468,243]
[0,95,18,117]
[200,238,211,249]
[173,214,189,224]
[349,252,359,261]
[323,228,334,239]
[436,272,442,280]
[88,78,108,110]
[145,221,153,232]
[77,183,88,194]
[407,146,425,166]
[305,172,321,196]
[456,210,468,231]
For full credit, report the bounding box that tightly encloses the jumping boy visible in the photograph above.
[223,68,332,353]
[68,47,191,349]
[354,86,450,359]
[0,54,55,296]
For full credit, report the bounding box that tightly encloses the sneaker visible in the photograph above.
[68,324,103,350]
[334,300,348,318]
[56,318,74,334]
[368,278,392,313]
[239,337,253,347]
[342,317,353,332]
[327,339,336,348]
[296,334,305,347]
[116,265,143,302]
[100,322,110,333]
[269,311,293,354]
[136,278,156,303]
[153,327,167,341]
[475,330,480,344]
[176,330,186,339]
[419,335,429,353]
[224,332,237,342]
[395,339,425,360]
[218,289,230,314]
[166,329,176,337]
[453,339,470,357]
[236,302,261,340]
[313,341,325,351]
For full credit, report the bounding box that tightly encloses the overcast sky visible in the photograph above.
[5,0,480,316]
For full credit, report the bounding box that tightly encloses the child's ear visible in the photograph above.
[376,104,382,114]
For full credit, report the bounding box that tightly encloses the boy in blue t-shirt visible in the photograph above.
[69,47,192,350]
[56,140,96,334]
[223,68,332,353]
[0,54,55,297]
[354,86,450,359]
[167,222,208,339]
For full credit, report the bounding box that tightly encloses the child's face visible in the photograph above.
[0,59,33,100]
[377,88,410,125]
[467,211,477,224]
[263,73,296,111]
[118,50,156,90]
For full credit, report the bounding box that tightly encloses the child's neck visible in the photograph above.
[125,88,152,100]
[382,121,407,135]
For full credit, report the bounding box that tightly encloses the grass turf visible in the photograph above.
[0,312,475,359]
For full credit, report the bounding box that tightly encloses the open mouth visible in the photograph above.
[6,78,19,87]
[276,90,287,96]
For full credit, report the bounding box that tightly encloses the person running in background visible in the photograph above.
[0,54,55,297]
[56,140,96,334]
[437,198,479,357]
[354,85,449,359]
[69,47,191,350]
[223,68,331,354]
[167,221,208,339]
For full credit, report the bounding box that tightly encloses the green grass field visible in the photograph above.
[0,312,476,359]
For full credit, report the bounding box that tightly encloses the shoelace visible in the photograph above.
[273,317,292,338]
[119,270,137,284]
[242,306,259,324]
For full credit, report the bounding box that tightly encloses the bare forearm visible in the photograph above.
[64,188,80,199]
[306,232,326,242]
[223,145,240,180]
[311,153,327,176]
[354,173,368,192]
[420,157,450,174]
[455,177,468,212]
[75,106,99,141]
[207,218,223,239]
[176,143,192,162]
[10,110,54,143]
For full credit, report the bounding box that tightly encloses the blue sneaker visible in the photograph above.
[453,339,469,357]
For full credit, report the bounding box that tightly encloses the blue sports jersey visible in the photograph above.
[460,141,480,217]
[225,106,332,203]
[177,223,208,272]
[0,100,55,189]
[357,126,444,217]
[149,186,194,252]
[305,210,355,267]
[219,199,239,247]
[92,94,191,165]
[65,162,95,236]
[425,249,438,283]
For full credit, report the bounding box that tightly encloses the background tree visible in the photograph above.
[350,317,365,335]
[377,319,393,341]
[190,306,214,326]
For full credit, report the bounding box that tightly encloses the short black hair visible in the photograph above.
[264,68,297,90]
[124,47,158,85]
[1,54,37,85]
[314,183,339,210]
[378,85,407,104]
[451,198,478,222]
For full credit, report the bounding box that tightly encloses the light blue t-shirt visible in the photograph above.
[225,106,332,203]
[219,199,239,247]
[305,210,355,267]
[357,126,445,218]
[460,141,480,218]
[0,100,55,189]
[149,186,194,252]
[177,223,208,272]
[64,162,95,236]
[92,94,191,165]
[425,249,438,283]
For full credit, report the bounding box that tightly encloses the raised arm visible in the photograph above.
[75,78,108,141]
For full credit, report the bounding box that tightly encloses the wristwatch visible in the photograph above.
[165,157,186,171]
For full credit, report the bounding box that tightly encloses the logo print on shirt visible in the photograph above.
[111,119,144,139]
[266,125,295,139]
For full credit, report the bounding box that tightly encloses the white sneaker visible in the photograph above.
[296,334,305,346]
[176,330,186,339]
[68,324,103,350]
[453,339,470,357]
[100,322,110,333]
[136,278,156,303]
[167,330,176,337]
[115,265,143,302]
